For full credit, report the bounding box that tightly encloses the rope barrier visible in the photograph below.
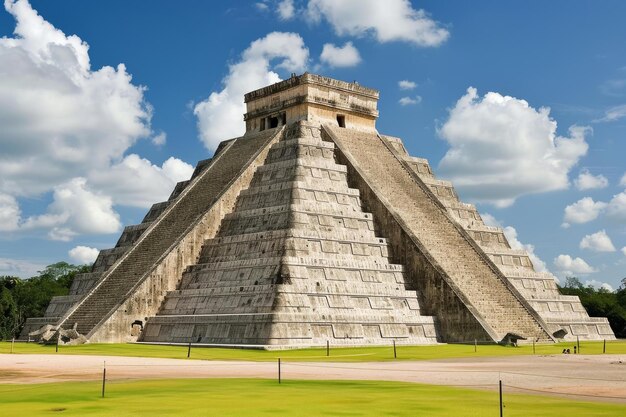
[503,383,626,400]
[1,368,625,403]
[501,370,626,382]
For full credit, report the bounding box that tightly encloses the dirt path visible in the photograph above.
[1,353,625,403]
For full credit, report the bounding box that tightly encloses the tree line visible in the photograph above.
[0,262,89,340]
[1,264,625,340]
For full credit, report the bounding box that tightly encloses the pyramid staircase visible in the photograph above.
[325,125,555,343]
[379,135,615,341]
[20,128,282,341]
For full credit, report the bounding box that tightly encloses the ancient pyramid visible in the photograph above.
[22,74,615,346]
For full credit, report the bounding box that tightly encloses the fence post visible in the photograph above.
[326,340,329,357]
[532,339,535,355]
[187,339,192,359]
[576,336,580,354]
[393,340,397,359]
[603,339,606,354]
[474,339,477,353]
[101,361,106,398]
[56,336,59,353]
[278,358,281,384]
[11,338,14,354]
[499,379,503,417]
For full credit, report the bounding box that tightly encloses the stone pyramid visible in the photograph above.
[140,121,438,346]
[21,73,615,346]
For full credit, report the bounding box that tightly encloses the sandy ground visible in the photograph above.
[1,353,625,403]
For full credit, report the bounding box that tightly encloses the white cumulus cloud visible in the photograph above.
[584,280,614,292]
[89,155,193,208]
[480,213,500,228]
[255,2,269,12]
[399,96,422,106]
[562,197,607,226]
[553,254,596,276]
[574,169,608,190]
[620,173,626,187]
[194,32,309,151]
[151,132,167,147]
[277,0,295,20]
[0,193,21,232]
[596,104,626,122]
[0,0,192,241]
[68,245,99,264]
[0,0,152,198]
[22,178,121,241]
[0,257,46,278]
[398,80,417,90]
[306,0,449,46]
[438,87,589,207]
[320,42,361,67]
[579,230,616,252]
[606,191,626,222]
[622,247,626,256]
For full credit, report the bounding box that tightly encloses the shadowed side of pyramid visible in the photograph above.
[21,128,283,342]
[377,135,615,341]
[18,154,221,340]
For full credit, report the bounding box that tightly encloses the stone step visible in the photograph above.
[164,283,421,301]
[264,139,336,164]
[187,255,405,274]
[234,182,364,212]
[198,231,392,264]
[69,272,103,295]
[248,163,348,188]
[190,158,213,180]
[141,201,169,224]
[115,222,152,248]
[142,312,438,346]
[255,155,346,175]
[92,246,130,273]
[169,179,191,200]
[239,178,357,199]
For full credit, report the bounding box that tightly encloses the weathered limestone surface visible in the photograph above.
[142,122,438,346]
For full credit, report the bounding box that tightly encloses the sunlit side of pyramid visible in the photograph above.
[21,74,615,346]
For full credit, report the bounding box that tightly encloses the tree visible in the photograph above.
[0,278,20,340]
[563,276,584,290]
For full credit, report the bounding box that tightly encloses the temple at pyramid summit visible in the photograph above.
[21,73,615,346]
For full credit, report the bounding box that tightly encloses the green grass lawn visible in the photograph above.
[1,339,624,362]
[0,378,623,417]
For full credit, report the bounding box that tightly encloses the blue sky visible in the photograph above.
[0,0,625,290]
